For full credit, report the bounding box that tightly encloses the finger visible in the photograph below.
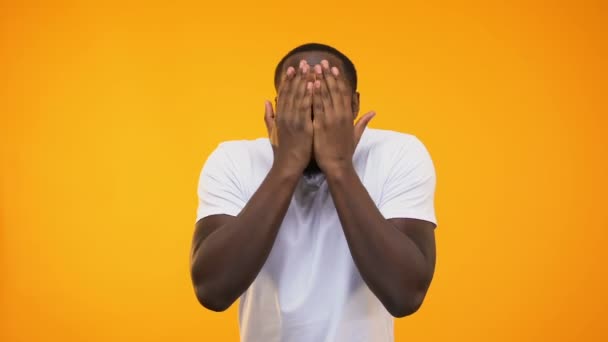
[314,63,332,118]
[299,81,313,118]
[276,66,296,116]
[332,66,351,111]
[320,60,342,113]
[286,60,308,114]
[312,78,324,121]
[318,69,333,119]
[294,62,311,113]
[354,111,376,146]
[277,66,296,98]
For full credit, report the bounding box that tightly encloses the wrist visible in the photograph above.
[269,162,302,183]
[323,162,356,182]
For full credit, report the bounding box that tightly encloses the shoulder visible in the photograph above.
[200,137,273,179]
[207,137,272,163]
[361,128,432,160]
[214,137,270,154]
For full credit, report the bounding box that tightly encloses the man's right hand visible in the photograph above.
[264,60,314,177]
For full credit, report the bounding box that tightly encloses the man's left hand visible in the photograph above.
[312,60,376,175]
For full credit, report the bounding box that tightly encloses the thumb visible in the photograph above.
[354,111,376,145]
[264,100,275,136]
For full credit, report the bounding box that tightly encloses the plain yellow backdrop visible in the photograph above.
[1,1,606,341]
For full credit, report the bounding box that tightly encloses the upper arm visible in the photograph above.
[378,136,437,226]
[380,136,437,271]
[195,144,247,222]
[191,144,246,262]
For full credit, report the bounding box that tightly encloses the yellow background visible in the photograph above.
[1,1,606,341]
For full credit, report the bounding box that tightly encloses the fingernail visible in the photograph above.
[331,67,339,76]
[321,60,329,69]
[314,64,322,74]
[300,59,306,68]
[303,65,309,73]
[287,67,295,76]
[314,80,321,88]
[307,82,313,90]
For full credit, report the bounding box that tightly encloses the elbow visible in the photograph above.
[387,289,426,318]
[193,283,233,312]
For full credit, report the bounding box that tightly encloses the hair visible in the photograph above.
[274,43,357,91]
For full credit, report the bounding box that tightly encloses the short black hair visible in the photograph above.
[274,43,357,91]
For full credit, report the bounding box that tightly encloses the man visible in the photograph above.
[190,43,437,342]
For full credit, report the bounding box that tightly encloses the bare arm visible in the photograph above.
[190,61,315,311]
[325,166,436,318]
[312,60,436,317]
[190,165,300,311]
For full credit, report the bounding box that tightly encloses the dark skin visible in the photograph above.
[190,51,436,317]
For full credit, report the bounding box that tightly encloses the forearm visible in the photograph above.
[325,166,431,316]
[191,165,299,310]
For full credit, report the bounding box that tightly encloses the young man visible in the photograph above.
[190,43,437,342]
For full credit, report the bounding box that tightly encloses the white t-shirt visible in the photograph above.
[196,128,437,342]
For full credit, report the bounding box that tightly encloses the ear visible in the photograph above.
[351,92,360,119]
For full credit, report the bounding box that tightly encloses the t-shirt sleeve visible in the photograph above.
[378,136,437,226]
[195,144,247,222]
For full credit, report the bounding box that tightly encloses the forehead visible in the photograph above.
[282,51,345,72]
